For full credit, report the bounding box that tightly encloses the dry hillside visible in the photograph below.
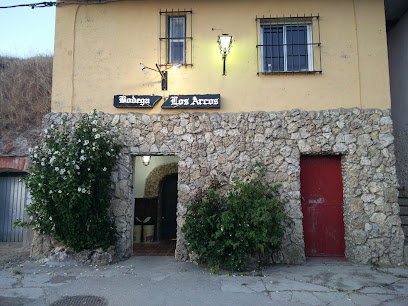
[0,56,52,155]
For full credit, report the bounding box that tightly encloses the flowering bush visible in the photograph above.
[19,111,121,251]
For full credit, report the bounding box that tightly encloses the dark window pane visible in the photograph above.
[169,16,185,38]
[286,25,308,71]
[170,42,184,63]
[263,26,284,72]
[287,55,307,71]
[168,16,185,64]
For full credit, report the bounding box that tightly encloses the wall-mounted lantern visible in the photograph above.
[140,63,181,91]
[218,34,233,76]
[142,156,151,166]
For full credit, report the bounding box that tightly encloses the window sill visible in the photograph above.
[159,64,193,68]
[257,70,322,75]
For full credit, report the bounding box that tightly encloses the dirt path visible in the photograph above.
[0,242,30,267]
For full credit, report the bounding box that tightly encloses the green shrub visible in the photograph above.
[183,163,288,272]
[17,111,121,251]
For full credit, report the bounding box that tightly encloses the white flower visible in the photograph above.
[87,168,90,171]
[44,129,48,134]
[75,164,80,170]
[49,156,56,165]
[34,153,38,158]
[49,216,52,220]
[81,188,86,193]
[58,190,62,194]
[106,152,111,156]
[78,139,81,143]
[78,187,82,192]
[49,190,53,194]
[95,134,100,139]
[84,140,89,145]
[92,128,97,132]
[80,155,86,161]
[81,149,85,154]
[59,169,66,175]
[50,124,54,128]
[28,148,33,153]
[91,120,97,125]
[92,147,96,151]
[103,167,107,172]
[55,167,60,172]
[41,162,45,166]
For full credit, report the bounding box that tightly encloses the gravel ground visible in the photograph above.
[0,242,31,267]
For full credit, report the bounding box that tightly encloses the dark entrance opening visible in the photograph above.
[133,156,178,256]
[159,173,178,241]
[300,155,345,257]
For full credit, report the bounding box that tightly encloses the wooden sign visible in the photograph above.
[114,95,162,108]
[161,94,221,109]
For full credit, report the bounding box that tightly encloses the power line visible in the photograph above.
[0,2,57,9]
[0,1,119,9]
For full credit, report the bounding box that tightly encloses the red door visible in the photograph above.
[300,156,345,257]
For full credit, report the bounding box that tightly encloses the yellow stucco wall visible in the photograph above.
[52,0,391,113]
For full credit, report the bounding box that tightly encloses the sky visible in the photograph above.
[0,0,56,58]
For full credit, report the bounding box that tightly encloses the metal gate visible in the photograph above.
[0,173,29,242]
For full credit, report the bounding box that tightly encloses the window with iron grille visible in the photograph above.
[256,15,322,74]
[160,9,192,68]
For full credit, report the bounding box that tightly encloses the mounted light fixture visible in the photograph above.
[140,63,182,91]
[218,34,233,76]
[142,156,151,166]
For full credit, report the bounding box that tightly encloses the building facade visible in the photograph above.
[48,0,404,264]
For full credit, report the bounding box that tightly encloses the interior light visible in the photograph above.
[142,156,151,166]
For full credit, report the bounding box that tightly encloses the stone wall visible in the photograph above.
[42,108,405,265]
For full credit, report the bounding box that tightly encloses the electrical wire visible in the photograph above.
[0,2,57,9]
[0,1,121,9]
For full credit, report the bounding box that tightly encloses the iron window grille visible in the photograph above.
[256,14,322,74]
[159,9,193,68]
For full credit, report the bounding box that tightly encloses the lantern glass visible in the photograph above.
[219,35,232,54]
